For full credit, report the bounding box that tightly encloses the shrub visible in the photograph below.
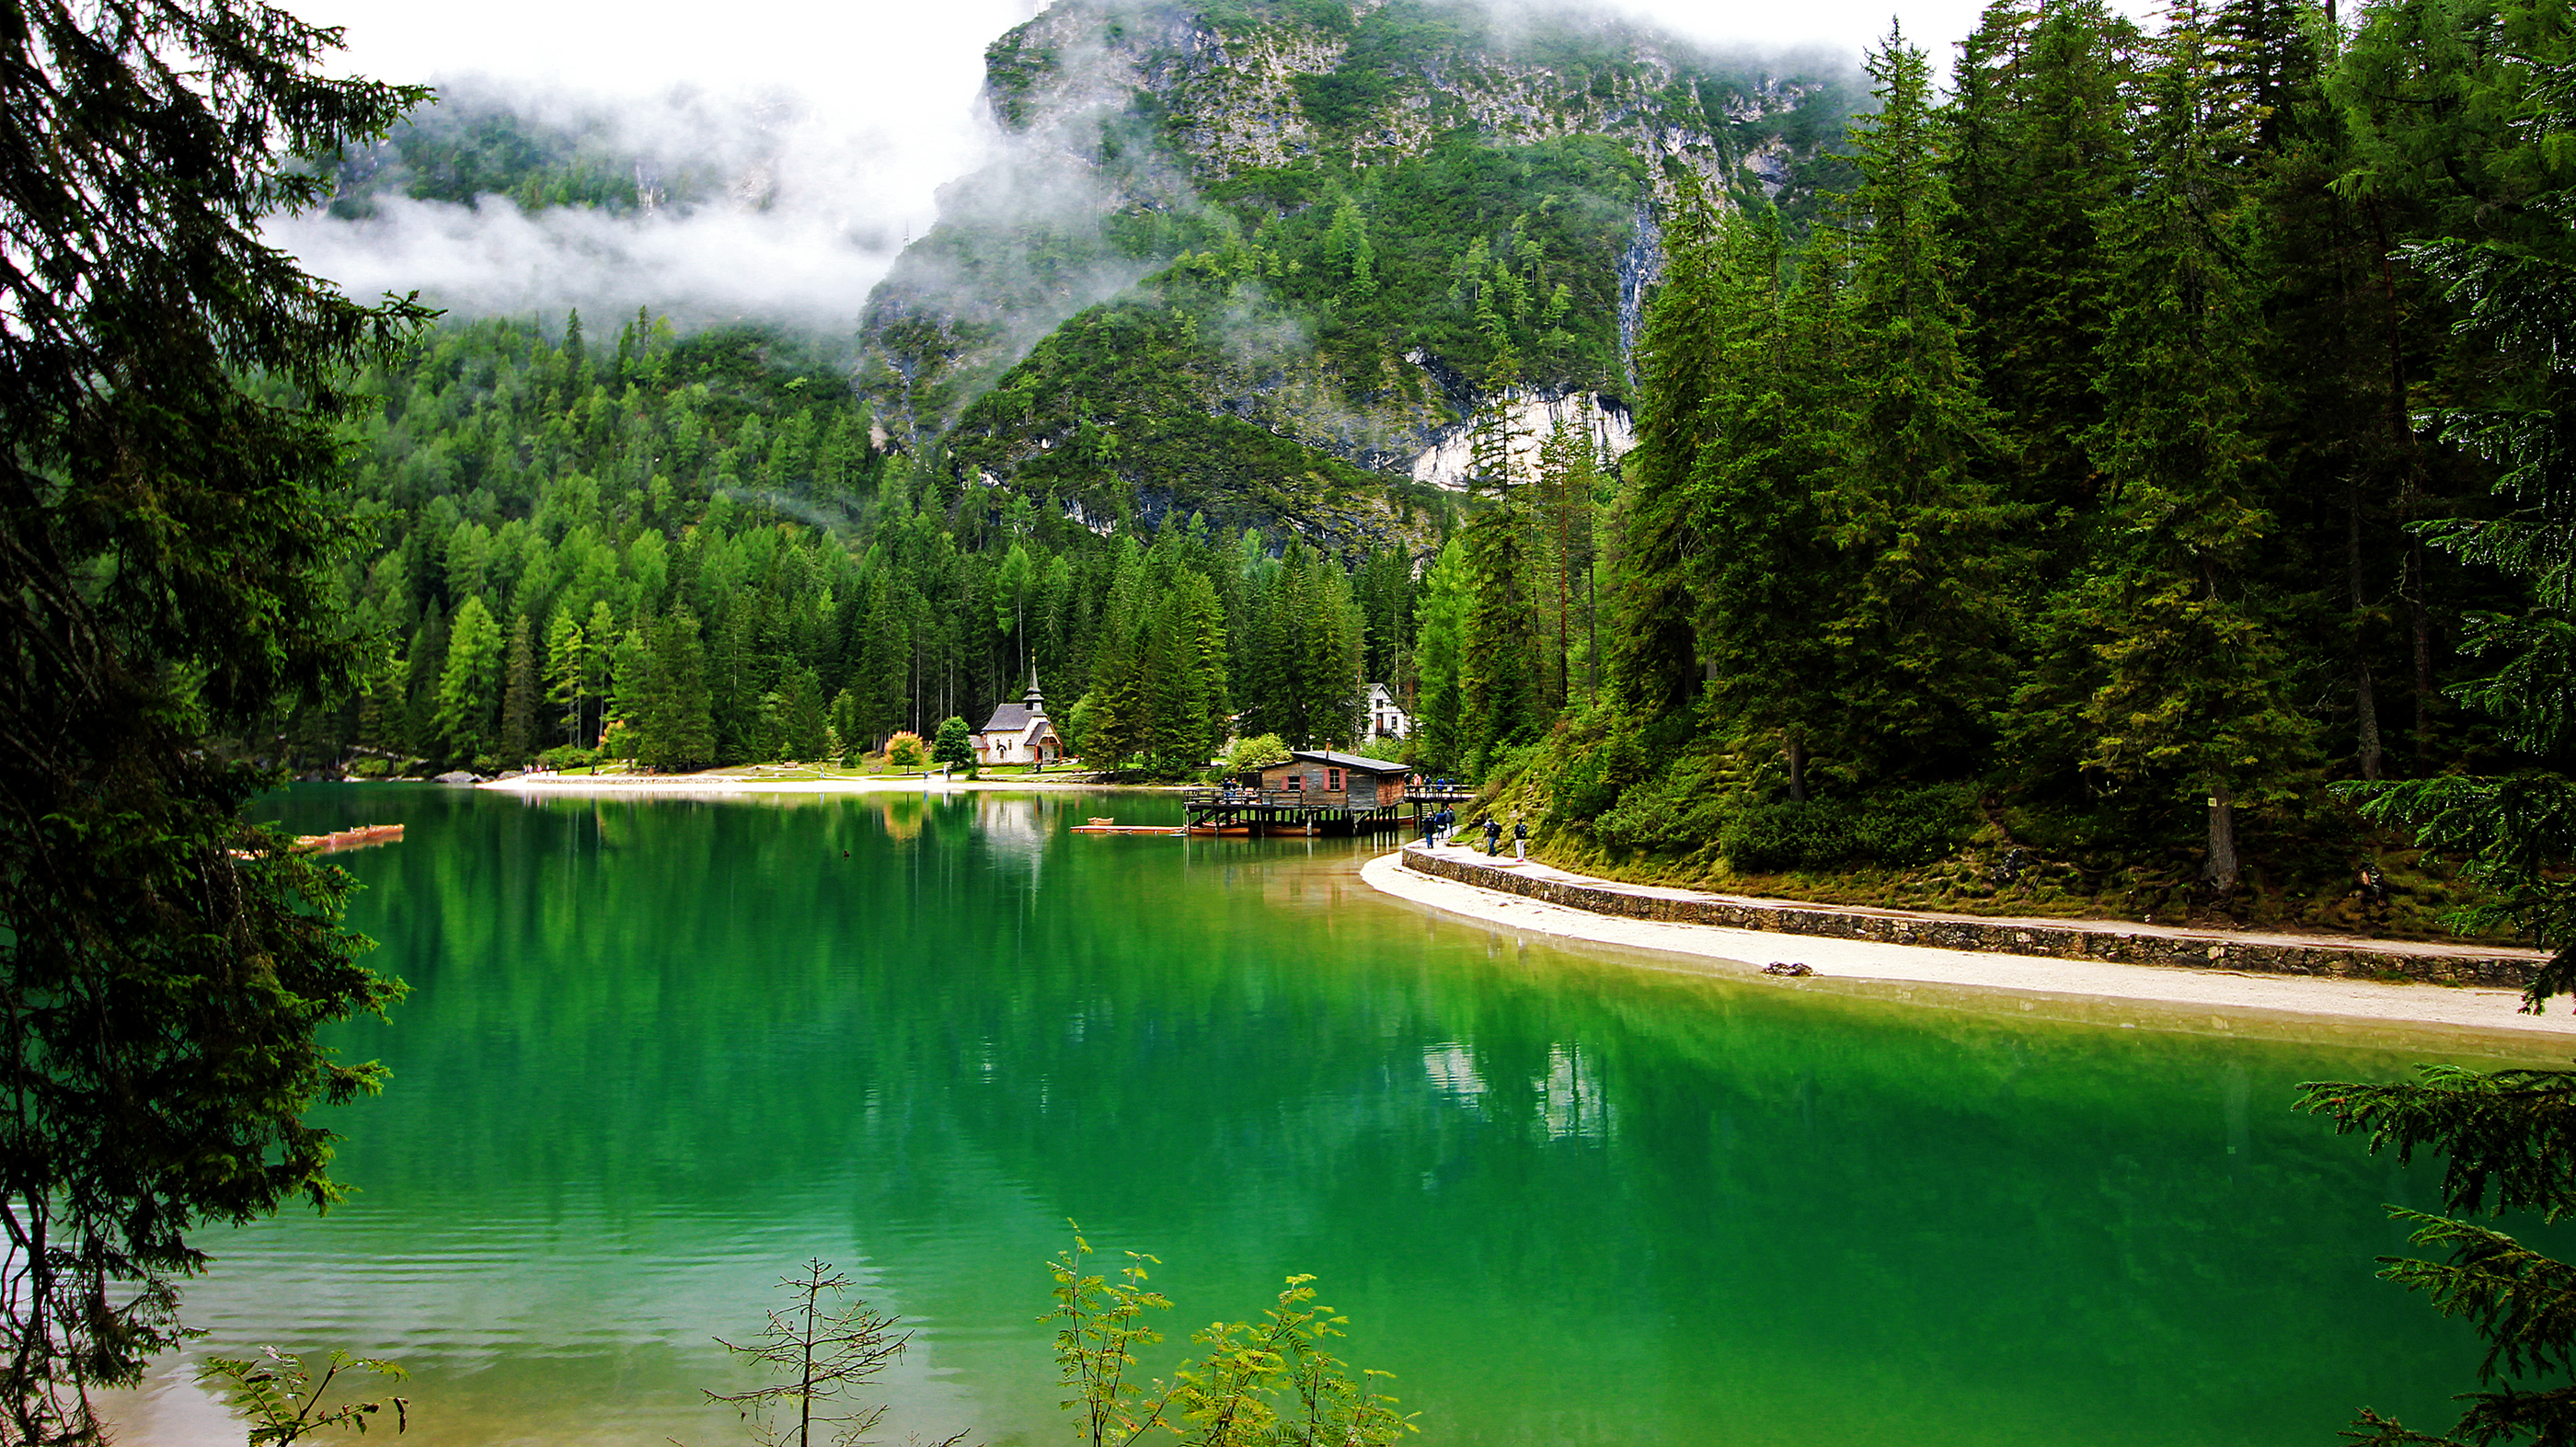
[1720,785,1974,873]
[1586,747,1727,854]
[884,731,929,772]
[1218,732,1291,771]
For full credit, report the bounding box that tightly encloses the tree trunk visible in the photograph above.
[2206,780,2239,896]
[1585,561,1599,703]
[2348,479,2383,780]
[1786,734,1808,803]
[2410,539,2433,759]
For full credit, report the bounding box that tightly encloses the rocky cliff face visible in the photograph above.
[857,0,1857,545]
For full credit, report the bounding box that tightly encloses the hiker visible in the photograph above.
[1481,815,1501,856]
[1420,810,1437,848]
[1437,805,1455,845]
[1512,817,1528,862]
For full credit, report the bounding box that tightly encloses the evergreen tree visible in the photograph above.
[1826,24,2023,777]
[1948,0,2138,534]
[1691,206,1849,801]
[584,601,619,747]
[1533,405,1602,713]
[544,608,587,751]
[775,668,830,763]
[2302,76,2576,1395]
[1411,539,1471,774]
[1459,382,1540,773]
[435,596,506,764]
[1616,176,1729,721]
[0,0,425,1427]
[500,612,538,764]
[642,604,716,771]
[2015,0,2316,892]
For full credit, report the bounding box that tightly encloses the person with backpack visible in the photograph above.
[1512,817,1529,862]
[1481,815,1501,856]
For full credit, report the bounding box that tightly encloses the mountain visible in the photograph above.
[857,0,1857,546]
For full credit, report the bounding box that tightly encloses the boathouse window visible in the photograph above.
[1328,768,1344,791]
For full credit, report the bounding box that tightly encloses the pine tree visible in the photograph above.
[1825,24,2024,778]
[1411,540,1471,774]
[775,668,830,763]
[1949,0,2139,533]
[0,0,433,1409]
[500,612,537,764]
[1533,405,1602,713]
[584,601,619,747]
[1691,206,1850,802]
[435,596,505,764]
[544,609,587,752]
[642,604,716,772]
[2014,0,2316,892]
[1616,174,1729,721]
[1459,377,1540,774]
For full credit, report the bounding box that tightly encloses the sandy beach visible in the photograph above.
[1361,847,2576,1047]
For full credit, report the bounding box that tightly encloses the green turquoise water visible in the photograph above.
[124,784,2510,1445]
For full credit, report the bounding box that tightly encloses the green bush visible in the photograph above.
[1586,748,1727,854]
[1720,785,1974,873]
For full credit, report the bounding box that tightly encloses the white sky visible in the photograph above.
[275,0,2161,323]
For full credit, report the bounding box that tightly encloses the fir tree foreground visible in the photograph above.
[0,0,424,1440]
[2296,8,2576,1442]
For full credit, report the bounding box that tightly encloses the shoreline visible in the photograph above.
[473,772,1153,796]
[1360,847,2576,1044]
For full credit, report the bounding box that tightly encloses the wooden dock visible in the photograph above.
[293,823,405,854]
[1180,787,1424,838]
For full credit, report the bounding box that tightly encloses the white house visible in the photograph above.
[972,672,1065,766]
[1364,682,1410,741]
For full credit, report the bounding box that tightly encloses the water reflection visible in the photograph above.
[104,785,2524,1447]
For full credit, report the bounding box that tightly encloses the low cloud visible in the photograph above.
[268,82,992,327]
[277,0,1048,327]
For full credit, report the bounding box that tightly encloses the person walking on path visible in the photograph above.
[1481,815,1501,856]
[1512,817,1528,862]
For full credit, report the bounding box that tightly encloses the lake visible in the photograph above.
[117,782,2509,1446]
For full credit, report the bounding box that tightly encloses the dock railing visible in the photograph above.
[1184,787,1374,810]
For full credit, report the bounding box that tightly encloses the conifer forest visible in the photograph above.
[268,0,2573,934]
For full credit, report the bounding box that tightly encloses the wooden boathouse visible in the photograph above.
[1185,750,1422,836]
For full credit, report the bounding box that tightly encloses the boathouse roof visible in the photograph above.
[1287,749,1407,775]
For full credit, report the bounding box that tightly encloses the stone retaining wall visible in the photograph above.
[1399,847,2541,988]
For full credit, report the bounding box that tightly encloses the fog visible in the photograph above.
[274,0,1044,326]
[275,0,2161,327]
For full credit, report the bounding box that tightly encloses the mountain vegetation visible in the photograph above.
[276,312,1405,776]
[261,0,2569,943]
[1473,0,2572,938]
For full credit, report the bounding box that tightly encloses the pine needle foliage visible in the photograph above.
[0,0,427,1437]
[2303,31,2576,1446]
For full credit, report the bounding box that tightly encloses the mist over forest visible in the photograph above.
[243,0,2574,945]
